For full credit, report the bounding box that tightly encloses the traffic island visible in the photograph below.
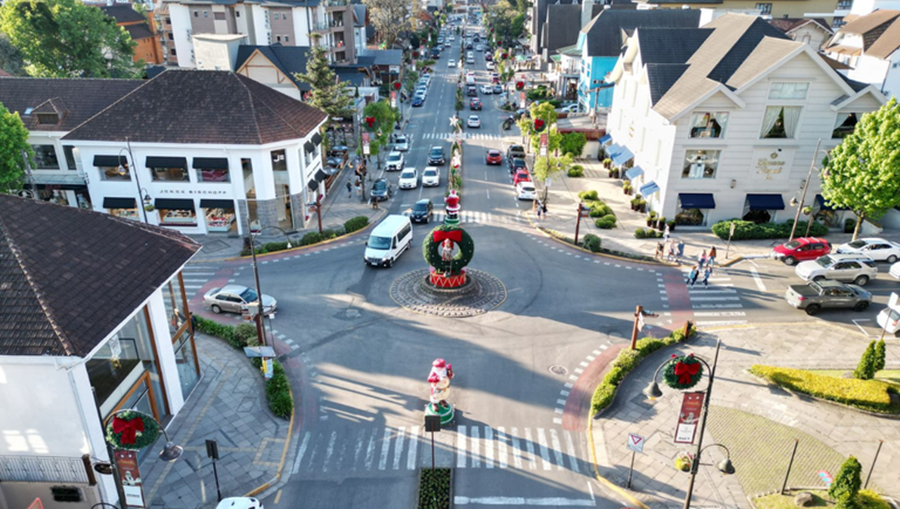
[389,268,507,317]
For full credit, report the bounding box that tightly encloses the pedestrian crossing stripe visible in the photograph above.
[422,132,505,140]
[404,211,524,225]
[291,426,585,474]
[681,271,750,326]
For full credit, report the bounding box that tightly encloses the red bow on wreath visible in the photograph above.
[365,116,375,128]
[673,360,700,385]
[112,416,145,445]
[433,230,463,243]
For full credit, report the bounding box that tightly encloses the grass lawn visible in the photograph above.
[753,491,829,509]
[810,370,900,388]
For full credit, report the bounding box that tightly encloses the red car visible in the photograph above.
[485,149,502,165]
[513,169,531,186]
[772,237,831,265]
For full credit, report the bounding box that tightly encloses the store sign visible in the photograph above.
[519,92,526,109]
[389,65,400,74]
[753,148,794,180]
[114,450,145,507]
[674,392,705,444]
[157,189,230,196]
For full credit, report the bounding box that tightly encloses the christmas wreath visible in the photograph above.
[662,354,703,390]
[105,410,160,451]
[422,224,475,275]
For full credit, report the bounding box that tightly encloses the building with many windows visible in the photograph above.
[823,9,900,97]
[605,13,885,229]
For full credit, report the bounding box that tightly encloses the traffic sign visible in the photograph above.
[626,433,644,453]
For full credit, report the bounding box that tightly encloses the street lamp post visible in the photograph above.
[789,138,822,242]
[245,222,293,349]
[118,138,150,224]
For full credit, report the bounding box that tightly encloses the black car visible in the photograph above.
[428,146,446,165]
[507,144,526,161]
[370,178,393,201]
[410,199,434,223]
[470,98,482,110]
[466,85,478,97]
[509,157,527,174]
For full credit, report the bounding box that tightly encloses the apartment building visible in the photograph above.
[100,5,165,65]
[824,9,900,96]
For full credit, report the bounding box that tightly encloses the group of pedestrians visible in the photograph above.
[685,246,717,288]
[656,238,686,263]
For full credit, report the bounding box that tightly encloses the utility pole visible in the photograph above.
[789,138,821,242]
[574,202,584,245]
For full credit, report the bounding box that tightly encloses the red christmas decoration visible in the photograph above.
[534,118,545,131]
[365,116,375,128]
[674,360,701,385]
[501,52,508,60]
[433,229,463,243]
[393,81,401,90]
[112,416,145,445]
[515,80,524,90]
[413,51,419,58]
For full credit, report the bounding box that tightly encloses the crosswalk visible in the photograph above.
[181,265,221,298]
[291,426,586,475]
[422,132,505,140]
[423,210,524,225]
[682,267,748,327]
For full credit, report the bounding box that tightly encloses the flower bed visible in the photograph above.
[749,365,899,414]
[418,468,452,509]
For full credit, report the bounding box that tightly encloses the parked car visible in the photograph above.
[486,61,495,70]
[485,149,502,165]
[204,285,277,315]
[795,254,877,286]
[513,169,531,186]
[485,53,493,61]
[470,98,483,110]
[475,44,484,51]
[392,135,410,152]
[466,85,478,97]
[556,104,579,113]
[386,151,404,171]
[493,84,503,94]
[491,73,500,83]
[480,85,493,95]
[216,497,264,509]
[398,167,418,189]
[412,96,424,107]
[784,280,872,315]
[771,237,831,266]
[409,198,434,223]
[467,115,481,128]
[836,238,900,262]
[509,158,527,174]
[507,144,526,161]
[516,181,536,200]
[422,167,440,187]
[448,59,457,67]
[428,146,446,165]
[370,178,393,201]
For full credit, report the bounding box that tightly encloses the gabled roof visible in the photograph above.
[63,70,327,144]
[352,4,366,27]
[582,9,701,57]
[0,78,142,131]
[545,5,583,54]
[769,17,832,35]
[0,195,199,357]
[99,5,146,24]
[236,44,312,90]
[839,9,900,36]
[125,23,156,40]
[369,49,402,66]
[637,27,712,64]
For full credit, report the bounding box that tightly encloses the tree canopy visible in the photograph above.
[294,37,355,122]
[0,102,33,193]
[0,0,142,78]
[363,0,410,49]
[821,98,900,240]
[361,99,399,158]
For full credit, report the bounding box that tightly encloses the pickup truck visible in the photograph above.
[784,279,872,316]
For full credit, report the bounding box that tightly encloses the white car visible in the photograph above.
[876,304,900,334]
[466,71,476,80]
[835,238,900,263]
[448,59,458,68]
[422,166,440,187]
[516,182,536,200]
[422,73,431,83]
[486,61,495,70]
[216,497,263,509]
[392,135,410,152]
[557,104,579,113]
[795,254,878,286]
[890,261,900,279]
[467,115,481,128]
[475,44,484,51]
[449,35,456,41]
[386,151,404,171]
[480,85,493,95]
[398,167,418,189]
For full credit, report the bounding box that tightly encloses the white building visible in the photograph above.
[823,10,900,97]
[0,195,201,509]
[606,13,885,229]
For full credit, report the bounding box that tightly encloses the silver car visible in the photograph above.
[203,285,277,315]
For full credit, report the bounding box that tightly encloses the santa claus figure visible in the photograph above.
[427,359,455,413]
[445,190,460,223]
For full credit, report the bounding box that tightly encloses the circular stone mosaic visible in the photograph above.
[389,269,507,317]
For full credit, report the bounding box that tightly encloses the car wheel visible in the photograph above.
[211,304,222,314]
[888,255,898,263]
[805,304,821,316]
[783,256,796,266]
[854,275,870,286]
[854,301,870,312]
[387,257,394,268]
[812,276,825,282]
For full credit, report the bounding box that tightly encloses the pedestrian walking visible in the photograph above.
[698,249,708,269]
[655,242,664,260]
[536,204,542,220]
[371,196,379,210]
[677,240,685,264]
[542,202,548,218]
[663,223,670,243]
[687,265,699,287]
[667,241,676,262]
[702,266,712,288]
[346,180,352,198]
[708,246,717,267]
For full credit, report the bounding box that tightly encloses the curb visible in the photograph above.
[243,385,296,497]
[698,320,870,338]
[586,413,650,509]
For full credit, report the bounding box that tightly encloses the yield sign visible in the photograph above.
[626,433,644,453]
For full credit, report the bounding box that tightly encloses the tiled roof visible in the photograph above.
[582,9,701,57]
[100,5,147,24]
[0,78,142,132]
[369,49,402,66]
[236,45,312,90]
[646,63,689,104]
[637,27,712,64]
[125,23,156,40]
[63,69,327,144]
[848,11,900,59]
[545,5,582,54]
[769,17,832,35]
[0,195,199,357]
[839,9,900,36]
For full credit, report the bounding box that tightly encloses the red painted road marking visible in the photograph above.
[562,343,626,431]
[663,270,694,326]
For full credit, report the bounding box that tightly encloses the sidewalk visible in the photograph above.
[139,333,291,509]
[591,323,900,509]
[188,163,385,262]
[531,158,900,264]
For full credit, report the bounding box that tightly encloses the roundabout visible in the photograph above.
[388,268,507,317]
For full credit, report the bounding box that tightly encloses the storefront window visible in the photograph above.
[205,208,237,232]
[173,328,199,399]
[159,207,198,226]
[682,150,720,179]
[63,146,78,170]
[100,164,130,181]
[151,167,189,181]
[197,168,230,182]
[163,275,189,336]
[675,208,707,226]
[110,208,139,220]
[38,188,69,205]
[32,145,60,169]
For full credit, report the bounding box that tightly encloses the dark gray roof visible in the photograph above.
[352,4,366,27]
[0,195,199,357]
[707,18,791,83]
[369,49,402,66]
[125,23,155,40]
[837,71,869,92]
[0,78,142,132]
[545,5,583,54]
[64,70,327,144]
[236,44,312,90]
[582,9,701,57]
[99,5,146,23]
[646,63,689,103]
[637,28,712,64]
[356,55,376,67]
[333,68,367,86]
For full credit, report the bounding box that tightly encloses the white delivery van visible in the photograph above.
[364,214,413,268]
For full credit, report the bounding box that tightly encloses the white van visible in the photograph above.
[364,214,413,268]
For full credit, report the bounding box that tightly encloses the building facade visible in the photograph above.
[605,14,885,229]
[101,5,165,65]
[823,10,900,97]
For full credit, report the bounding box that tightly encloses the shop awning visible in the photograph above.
[599,134,612,145]
[610,145,634,166]
[679,193,716,209]
[146,156,187,169]
[308,179,319,191]
[199,199,235,209]
[311,133,323,146]
[304,141,316,154]
[192,157,229,170]
[93,155,127,167]
[315,169,328,182]
[155,198,194,210]
[747,194,785,210]
[815,194,849,211]
[640,181,660,196]
[625,166,644,180]
[103,197,136,209]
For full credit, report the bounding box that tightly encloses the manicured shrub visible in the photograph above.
[264,241,289,252]
[567,166,584,177]
[234,323,258,347]
[634,228,646,239]
[854,341,878,380]
[592,203,613,216]
[578,190,599,201]
[418,468,451,509]
[830,456,862,508]
[301,231,324,245]
[857,490,891,509]
[590,384,616,415]
[874,339,886,372]
[602,366,626,386]
[710,219,828,240]
[635,337,666,356]
[320,229,338,240]
[194,316,239,348]
[595,214,617,229]
[344,215,370,233]
[612,348,641,372]
[268,387,293,418]
[239,246,268,256]
[750,366,896,413]
[582,234,601,253]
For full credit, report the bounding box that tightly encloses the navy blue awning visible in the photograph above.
[747,194,785,210]
[640,181,659,196]
[610,145,634,166]
[625,166,644,180]
[816,194,849,211]
[679,193,716,209]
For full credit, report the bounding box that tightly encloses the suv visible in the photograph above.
[771,237,831,265]
[427,146,446,165]
[507,144,526,161]
[836,237,900,262]
[795,254,878,286]
[409,199,434,223]
[386,151,404,171]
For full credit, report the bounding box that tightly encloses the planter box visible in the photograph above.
[418,467,453,509]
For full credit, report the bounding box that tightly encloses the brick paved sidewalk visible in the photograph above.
[590,323,900,509]
[140,333,291,509]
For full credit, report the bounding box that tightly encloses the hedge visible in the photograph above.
[749,366,898,414]
[590,326,695,415]
[578,190,599,201]
[418,468,451,509]
[568,165,584,178]
[711,219,828,240]
[344,215,370,233]
[582,234,601,253]
[594,215,616,229]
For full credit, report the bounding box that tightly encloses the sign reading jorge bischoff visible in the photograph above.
[753,148,794,180]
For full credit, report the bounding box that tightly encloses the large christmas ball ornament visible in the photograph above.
[663,354,704,390]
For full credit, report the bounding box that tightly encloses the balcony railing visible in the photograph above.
[836,0,852,9]
[324,0,348,6]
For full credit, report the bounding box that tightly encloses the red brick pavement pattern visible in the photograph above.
[563,343,626,432]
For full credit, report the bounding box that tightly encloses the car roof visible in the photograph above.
[816,280,846,288]
[431,146,443,150]
[388,151,401,156]
[218,285,249,294]
[856,237,889,243]
[826,253,873,260]
[401,168,416,173]
[416,198,432,204]
[488,149,501,153]
[424,167,438,172]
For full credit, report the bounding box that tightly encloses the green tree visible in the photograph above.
[560,132,587,158]
[485,0,524,46]
[295,35,355,121]
[821,98,900,240]
[829,456,862,509]
[873,339,886,373]
[532,152,573,182]
[0,0,141,78]
[0,34,26,76]
[363,0,410,49]
[516,101,558,142]
[853,341,877,380]
[0,101,33,193]
[361,99,399,162]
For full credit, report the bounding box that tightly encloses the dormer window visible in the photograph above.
[36,113,60,125]
[689,112,728,138]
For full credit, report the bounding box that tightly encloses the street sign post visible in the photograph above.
[625,433,644,488]
[424,415,441,470]
[206,439,222,502]
[725,221,736,259]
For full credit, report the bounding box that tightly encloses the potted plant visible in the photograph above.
[603,158,612,170]
[622,181,632,196]
[667,219,676,232]
[144,204,155,212]
[630,197,638,210]
[647,211,657,227]
[675,452,694,472]
[612,167,620,179]
[657,216,666,230]
[637,199,647,213]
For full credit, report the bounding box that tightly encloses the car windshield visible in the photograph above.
[815,256,833,267]
[521,185,534,191]
[369,236,391,250]
[396,136,407,143]
[414,203,429,211]
[401,171,415,178]
[784,240,801,249]
[239,288,259,302]
[430,149,443,157]
[424,169,437,176]
[847,240,867,248]
[388,154,401,162]
[488,150,500,156]
[374,181,386,191]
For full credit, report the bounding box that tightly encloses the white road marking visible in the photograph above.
[689,296,741,301]
[392,427,406,470]
[694,311,746,316]
[322,431,337,472]
[291,432,311,474]
[510,428,523,469]
[536,428,552,471]
[485,427,495,468]
[408,426,419,470]
[471,426,481,468]
[696,320,748,326]
[750,267,767,291]
[378,428,392,470]
[352,429,366,471]
[457,425,467,468]
[692,303,745,309]
[497,427,508,469]
[524,428,537,470]
[364,429,377,470]
[550,429,564,471]
[564,430,580,473]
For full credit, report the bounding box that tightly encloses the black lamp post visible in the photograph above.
[118,138,150,224]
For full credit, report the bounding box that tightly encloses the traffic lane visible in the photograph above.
[455,467,617,509]
[268,475,416,509]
